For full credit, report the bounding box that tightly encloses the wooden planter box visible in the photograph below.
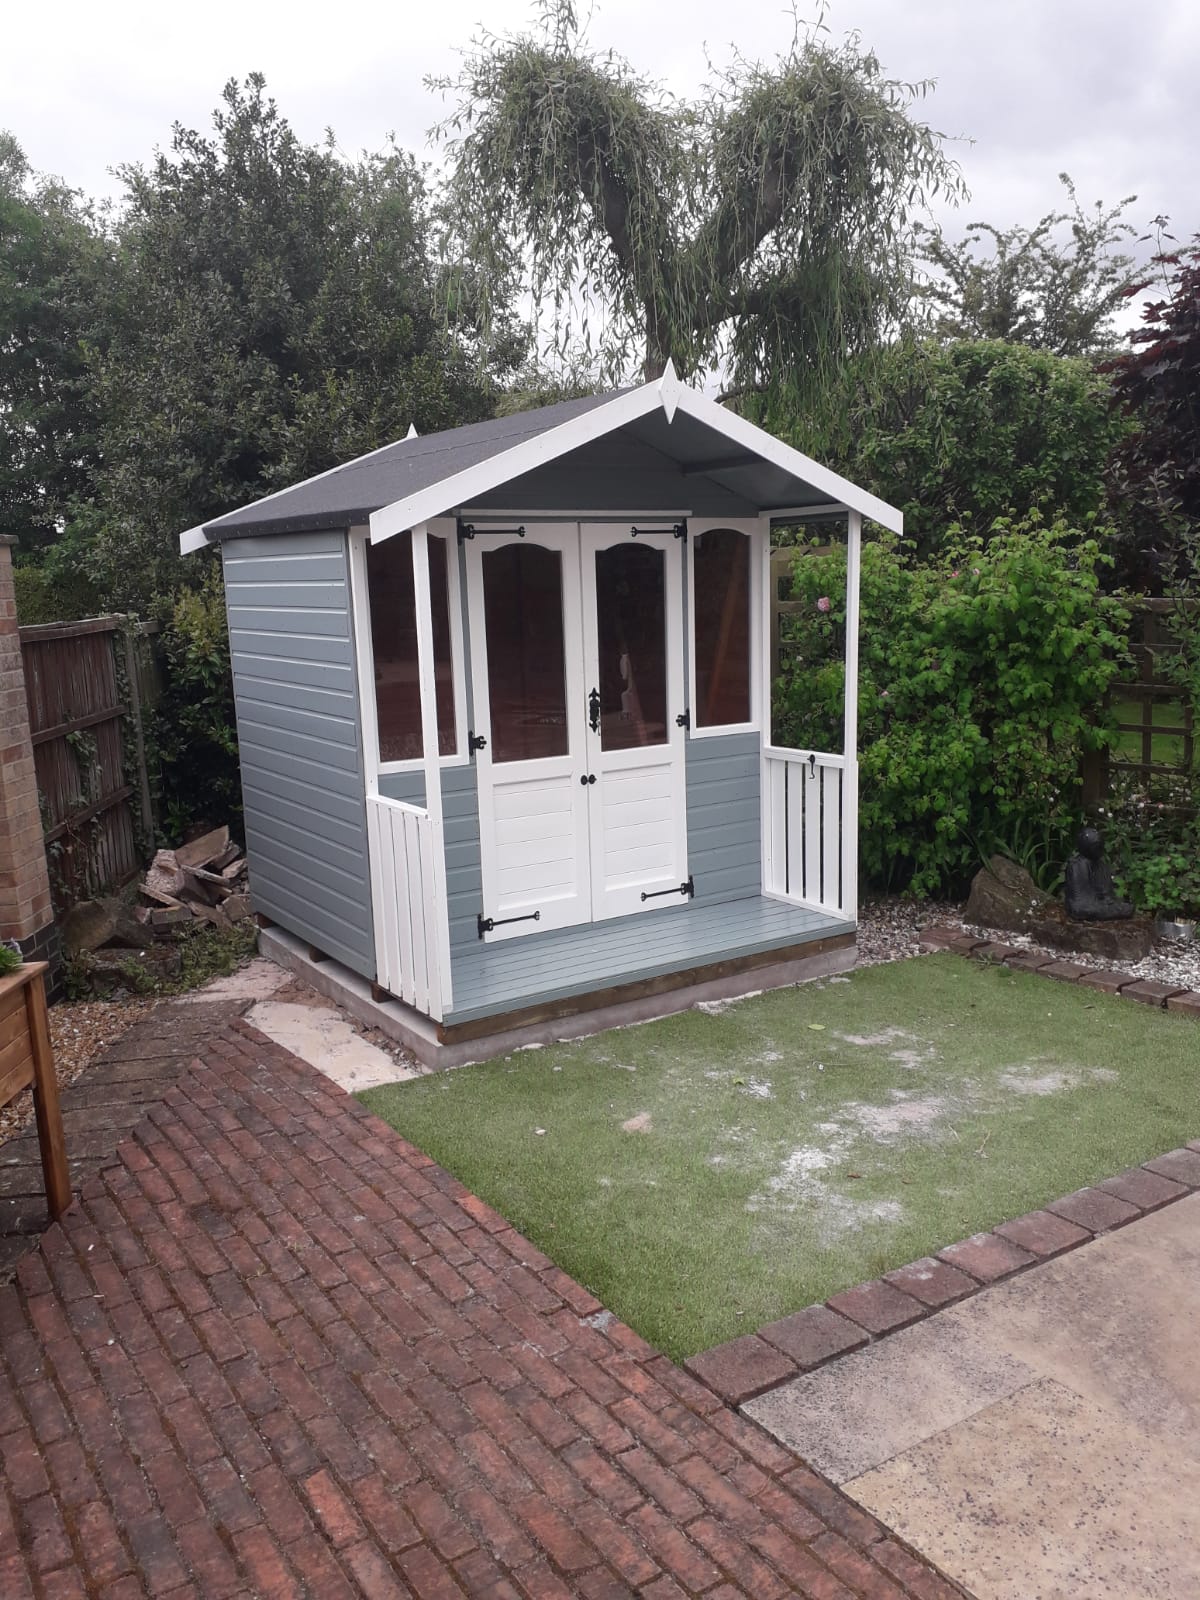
[0,962,70,1220]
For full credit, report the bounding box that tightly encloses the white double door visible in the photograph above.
[465,522,688,941]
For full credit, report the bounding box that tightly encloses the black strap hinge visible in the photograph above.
[640,875,695,904]
[477,910,540,939]
[458,521,526,544]
[630,521,688,542]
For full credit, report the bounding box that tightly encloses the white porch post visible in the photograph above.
[412,522,453,1015]
[842,511,862,923]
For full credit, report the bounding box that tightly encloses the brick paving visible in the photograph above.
[0,1014,964,1599]
[0,1002,249,1284]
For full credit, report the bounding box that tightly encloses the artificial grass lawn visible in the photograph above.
[361,955,1200,1360]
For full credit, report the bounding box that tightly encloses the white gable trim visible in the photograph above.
[368,370,902,544]
[368,379,669,545]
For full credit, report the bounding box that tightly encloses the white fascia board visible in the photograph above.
[674,390,905,535]
[179,525,212,555]
[369,381,667,544]
[176,429,429,556]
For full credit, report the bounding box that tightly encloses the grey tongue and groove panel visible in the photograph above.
[222,531,375,979]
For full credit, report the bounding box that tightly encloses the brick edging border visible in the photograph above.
[683,928,1200,1408]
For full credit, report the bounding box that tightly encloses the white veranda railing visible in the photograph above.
[366,794,452,1020]
[762,747,855,920]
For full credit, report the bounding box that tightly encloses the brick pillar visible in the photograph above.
[0,535,59,973]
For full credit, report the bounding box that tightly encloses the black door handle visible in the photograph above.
[588,687,601,733]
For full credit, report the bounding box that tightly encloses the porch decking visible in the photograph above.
[444,893,854,1026]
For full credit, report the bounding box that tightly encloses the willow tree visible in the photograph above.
[431,2,965,395]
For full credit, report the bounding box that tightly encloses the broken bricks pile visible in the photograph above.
[140,824,253,935]
[60,826,254,987]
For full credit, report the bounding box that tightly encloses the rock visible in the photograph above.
[223,893,253,923]
[963,856,1052,932]
[60,899,117,955]
[105,897,160,950]
[144,849,186,899]
[1027,902,1156,962]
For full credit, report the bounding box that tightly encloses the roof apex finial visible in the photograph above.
[658,358,681,424]
[405,423,419,440]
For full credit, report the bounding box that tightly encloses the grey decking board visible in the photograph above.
[444,895,852,1022]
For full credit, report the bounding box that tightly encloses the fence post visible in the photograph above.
[119,620,156,847]
[0,537,60,977]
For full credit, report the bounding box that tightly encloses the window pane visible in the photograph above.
[367,532,457,761]
[693,528,751,726]
[482,543,570,762]
[595,543,668,750]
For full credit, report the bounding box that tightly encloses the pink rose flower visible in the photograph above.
[816,596,831,613]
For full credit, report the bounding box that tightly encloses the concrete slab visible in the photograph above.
[245,1000,420,1092]
[744,1315,1038,1482]
[749,1194,1200,1598]
[848,1378,1200,1600]
[174,956,290,1004]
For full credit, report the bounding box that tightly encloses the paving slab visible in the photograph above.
[749,1193,1200,1598]
[245,999,419,1091]
[849,1379,1200,1600]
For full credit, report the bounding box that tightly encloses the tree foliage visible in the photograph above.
[774,519,1128,895]
[432,1,964,387]
[789,338,1126,558]
[1103,231,1200,585]
[917,176,1138,357]
[63,76,526,609]
[0,134,111,552]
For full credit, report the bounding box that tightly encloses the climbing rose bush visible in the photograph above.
[773,516,1129,895]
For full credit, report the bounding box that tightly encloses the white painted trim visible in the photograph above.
[673,388,904,535]
[767,504,850,521]
[412,522,452,1016]
[370,384,668,544]
[180,427,435,556]
[347,519,467,787]
[843,509,862,925]
[459,507,693,522]
[687,518,761,739]
[367,375,903,545]
[346,527,380,798]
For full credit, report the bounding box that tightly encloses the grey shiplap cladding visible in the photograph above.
[685,733,761,904]
[223,533,375,978]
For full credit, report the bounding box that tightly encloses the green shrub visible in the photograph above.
[774,516,1129,896]
[0,943,21,977]
[151,565,241,840]
[11,560,104,624]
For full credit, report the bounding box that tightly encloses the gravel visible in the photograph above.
[858,895,1200,992]
[0,996,156,1145]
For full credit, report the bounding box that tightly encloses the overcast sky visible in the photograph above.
[4,0,1192,267]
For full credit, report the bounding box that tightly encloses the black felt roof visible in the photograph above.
[202,390,623,538]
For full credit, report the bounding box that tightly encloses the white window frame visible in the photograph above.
[347,518,469,788]
[686,516,762,739]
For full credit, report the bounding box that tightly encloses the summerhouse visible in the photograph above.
[180,366,901,1063]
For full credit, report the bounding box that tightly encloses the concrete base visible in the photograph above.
[258,925,857,1069]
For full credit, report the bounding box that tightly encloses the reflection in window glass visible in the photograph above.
[366,532,457,761]
[693,528,751,726]
[595,543,667,750]
[481,543,569,762]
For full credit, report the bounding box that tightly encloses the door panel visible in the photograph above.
[466,527,591,940]
[581,525,688,920]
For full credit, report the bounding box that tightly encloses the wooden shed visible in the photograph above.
[180,366,901,1063]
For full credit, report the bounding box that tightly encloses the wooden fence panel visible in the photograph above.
[17,616,160,912]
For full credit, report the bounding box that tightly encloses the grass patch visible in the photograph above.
[362,956,1200,1360]
[1112,693,1189,766]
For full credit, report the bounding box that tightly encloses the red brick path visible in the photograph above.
[0,1016,963,1598]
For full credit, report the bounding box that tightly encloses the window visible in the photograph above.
[480,543,569,763]
[692,526,751,727]
[366,531,457,762]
